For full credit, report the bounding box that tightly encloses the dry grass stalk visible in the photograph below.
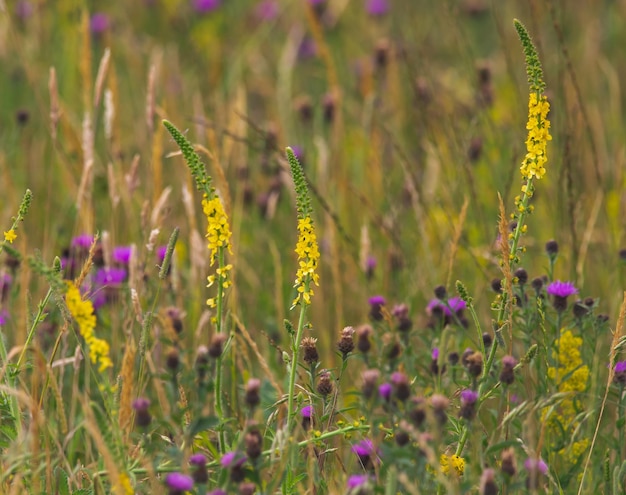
[48,67,60,140]
[47,364,68,434]
[445,197,469,291]
[75,234,100,289]
[118,338,137,440]
[76,112,95,232]
[80,9,92,111]
[108,162,120,208]
[150,186,172,228]
[125,154,141,196]
[93,47,111,108]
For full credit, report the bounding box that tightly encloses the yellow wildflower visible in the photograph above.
[65,282,112,372]
[3,229,16,243]
[202,195,232,266]
[520,93,552,180]
[292,216,320,306]
[437,454,465,476]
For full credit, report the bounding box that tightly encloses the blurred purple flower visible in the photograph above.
[112,246,132,265]
[347,474,369,489]
[157,245,168,262]
[165,472,194,491]
[72,234,94,249]
[90,13,109,34]
[447,296,466,312]
[378,382,392,401]
[256,0,279,20]
[460,389,478,405]
[221,451,246,469]
[189,453,207,466]
[95,267,127,285]
[16,0,34,19]
[615,361,626,373]
[524,458,548,474]
[193,0,221,13]
[301,405,313,418]
[366,0,389,16]
[352,439,375,457]
[298,37,317,60]
[0,309,9,326]
[431,347,439,360]
[546,280,578,298]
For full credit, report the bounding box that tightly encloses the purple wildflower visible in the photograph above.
[448,297,466,312]
[220,451,246,469]
[90,13,109,34]
[165,472,194,492]
[256,0,279,20]
[15,1,34,19]
[378,382,392,401]
[72,234,94,249]
[301,405,313,418]
[546,280,578,298]
[193,0,221,13]
[0,309,9,326]
[460,389,478,405]
[352,439,375,457]
[189,453,206,466]
[369,295,386,320]
[524,458,548,474]
[156,245,168,262]
[298,37,317,60]
[95,267,127,285]
[616,361,626,374]
[432,347,439,360]
[366,0,389,16]
[347,473,369,489]
[112,246,133,265]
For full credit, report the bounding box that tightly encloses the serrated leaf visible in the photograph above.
[55,467,70,495]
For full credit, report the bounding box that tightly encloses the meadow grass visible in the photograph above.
[1,1,626,494]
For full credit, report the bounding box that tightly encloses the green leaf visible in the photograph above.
[186,415,220,437]
[55,467,71,495]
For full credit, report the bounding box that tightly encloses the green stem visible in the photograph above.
[215,245,227,452]
[16,287,54,371]
[287,281,310,429]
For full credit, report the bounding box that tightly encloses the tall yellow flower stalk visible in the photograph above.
[456,20,552,457]
[286,147,320,429]
[66,281,112,372]
[163,120,233,452]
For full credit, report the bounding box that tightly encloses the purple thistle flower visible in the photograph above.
[165,472,194,491]
[366,0,389,16]
[352,439,375,457]
[16,1,34,19]
[297,37,317,60]
[369,295,386,306]
[256,0,279,20]
[447,296,467,313]
[546,280,578,298]
[460,389,478,405]
[90,13,109,34]
[220,451,246,469]
[431,347,439,360]
[72,234,94,249]
[156,245,168,262]
[347,473,369,489]
[301,405,313,418]
[132,397,150,411]
[378,382,392,401]
[112,245,132,265]
[524,458,548,474]
[95,267,127,285]
[616,361,626,374]
[193,0,221,13]
[189,453,207,466]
